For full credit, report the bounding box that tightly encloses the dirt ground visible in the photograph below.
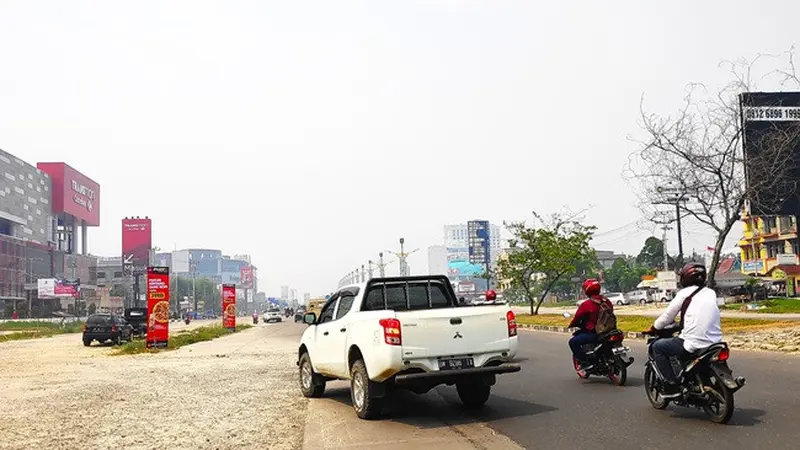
[0,322,307,450]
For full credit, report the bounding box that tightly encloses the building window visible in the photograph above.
[97,272,106,279]
[767,243,782,258]
[766,217,778,232]
[113,271,123,278]
[792,240,799,255]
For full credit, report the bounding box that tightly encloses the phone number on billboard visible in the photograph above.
[744,106,800,121]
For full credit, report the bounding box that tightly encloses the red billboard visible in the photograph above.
[36,162,100,226]
[146,266,170,349]
[240,266,254,289]
[122,218,152,271]
[222,284,236,330]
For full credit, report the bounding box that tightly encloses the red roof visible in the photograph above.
[717,258,735,274]
[772,265,800,275]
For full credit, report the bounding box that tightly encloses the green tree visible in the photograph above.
[110,284,126,297]
[87,303,97,315]
[497,211,596,315]
[604,258,652,293]
[636,237,665,269]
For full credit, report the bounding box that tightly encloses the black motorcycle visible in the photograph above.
[642,327,746,424]
[253,316,259,325]
[571,329,634,386]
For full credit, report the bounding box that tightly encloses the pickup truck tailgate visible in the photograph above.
[398,306,512,358]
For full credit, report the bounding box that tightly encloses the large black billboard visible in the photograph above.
[741,92,800,216]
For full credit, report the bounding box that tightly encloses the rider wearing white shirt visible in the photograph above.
[647,263,722,398]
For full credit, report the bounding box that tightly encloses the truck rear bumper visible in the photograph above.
[393,363,521,385]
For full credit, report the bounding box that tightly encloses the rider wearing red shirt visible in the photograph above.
[568,279,613,370]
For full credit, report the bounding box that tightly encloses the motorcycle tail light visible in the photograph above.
[609,333,624,343]
[713,348,730,362]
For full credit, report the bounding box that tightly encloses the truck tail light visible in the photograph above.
[506,310,517,337]
[111,325,117,333]
[379,318,402,345]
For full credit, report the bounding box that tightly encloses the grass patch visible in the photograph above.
[516,314,798,334]
[112,324,253,355]
[0,320,85,343]
[721,298,800,314]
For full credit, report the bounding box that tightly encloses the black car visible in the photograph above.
[83,313,133,346]
[124,307,148,337]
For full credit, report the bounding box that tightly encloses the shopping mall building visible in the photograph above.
[0,148,100,318]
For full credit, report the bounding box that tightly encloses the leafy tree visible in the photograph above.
[637,237,665,269]
[87,303,97,315]
[110,284,126,297]
[603,258,651,292]
[497,211,596,315]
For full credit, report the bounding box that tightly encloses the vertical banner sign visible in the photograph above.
[741,92,800,216]
[467,220,490,266]
[240,266,254,289]
[222,284,237,330]
[146,266,170,349]
[122,218,153,274]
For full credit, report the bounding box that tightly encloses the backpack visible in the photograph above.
[594,300,617,334]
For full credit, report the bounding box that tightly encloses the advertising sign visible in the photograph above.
[222,284,236,330]
[122,218,152,272]
[37,278,80,298]
[777,253,799,266]
[36,162,101,226]
[146,266,170,349]
[240,266,254,289]
[741,92,800,216]
[467,220,490,266]
[743,260,765,273]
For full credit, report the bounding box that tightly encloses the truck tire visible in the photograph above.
[83,338,91,347]
[456,383,491,408]
[299,352,326,398]
[350,359,383,420]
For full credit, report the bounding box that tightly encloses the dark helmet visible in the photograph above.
[678,263,707,287]
[582,279,601,296]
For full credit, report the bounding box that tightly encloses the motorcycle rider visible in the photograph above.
[568,279,614,370]
[645,262,722,399]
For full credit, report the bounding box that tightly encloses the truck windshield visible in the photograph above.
[362,280,453,312]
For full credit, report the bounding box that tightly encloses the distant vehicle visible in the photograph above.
[625,290,651,305]
[263,310,282,323]
[83,313,133,346]
[294,308,306,322]
[124,307,148,337]
[577,292,627,306]
[298,275,520,420]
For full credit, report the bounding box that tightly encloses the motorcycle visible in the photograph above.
[253,316,259,325]
[642,327,746,424]
[564,313,634,385]
[184,317,191,325]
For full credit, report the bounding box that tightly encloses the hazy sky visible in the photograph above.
[1,1,797,296]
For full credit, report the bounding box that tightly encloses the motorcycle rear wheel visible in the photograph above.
[644,364,668,409]
[703,376,735,424]
[608,357,627,386]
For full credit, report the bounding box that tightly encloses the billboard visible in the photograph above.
[467,220,490,266]
[741,92,800,216]
[36,162,100,226]
[122,218,152,272]
[146,266,170,349]
[37,278,80,298]
[240,266,254,289]
[222,284,236,329]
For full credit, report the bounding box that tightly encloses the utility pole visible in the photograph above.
[654,184,694,265]
[377,253,388,277]
[361,264,365,282]
[661,223,671,271]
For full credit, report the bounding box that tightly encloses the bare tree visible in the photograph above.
[625,50,800,287]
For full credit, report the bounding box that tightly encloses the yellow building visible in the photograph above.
[738,214,799,275]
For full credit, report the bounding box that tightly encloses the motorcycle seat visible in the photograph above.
[689,342,728,357]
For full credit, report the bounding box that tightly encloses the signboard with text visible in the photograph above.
[146,266,170,349]
[122,218,152,273]
[467,220,490,266]
[36,162,101,226]
[222,284,236,330]
[37,278,80,298]
[240,266,254,289]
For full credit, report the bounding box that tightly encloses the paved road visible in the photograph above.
[513,305,800,321]
[428,330,800,450]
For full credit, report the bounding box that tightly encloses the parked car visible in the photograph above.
[625,290,651,305]
[298,275,520,419]
[124,307,148,337]
[605,292,628,306]
[83,313,133,346]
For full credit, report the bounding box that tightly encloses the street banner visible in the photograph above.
[240,266,254,289]
[146,266,170,349]
[222,284,236,330]
[37,278,80,298]
[122,217,152,274]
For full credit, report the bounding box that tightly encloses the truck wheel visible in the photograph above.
[83,338,91,347]
[350,359,383,420]
[456,383,491,408]
[299,353,326,398]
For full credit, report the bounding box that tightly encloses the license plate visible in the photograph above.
[438,358,474,370]
[92,328,105,333]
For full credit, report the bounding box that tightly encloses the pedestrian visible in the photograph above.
[11,310,19,320]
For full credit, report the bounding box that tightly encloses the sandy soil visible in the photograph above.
[0,322,307,450]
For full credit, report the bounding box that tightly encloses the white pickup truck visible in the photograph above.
[297,275,521,419]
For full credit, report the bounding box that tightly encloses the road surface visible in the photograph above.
[514,305,800,321]
[434,330,800,450]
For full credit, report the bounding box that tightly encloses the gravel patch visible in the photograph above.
[728,326,800,353]
[0,323,306,450]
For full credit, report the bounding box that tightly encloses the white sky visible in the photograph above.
[0,1,797,296]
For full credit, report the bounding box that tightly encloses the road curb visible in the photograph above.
[518,323,646,339]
